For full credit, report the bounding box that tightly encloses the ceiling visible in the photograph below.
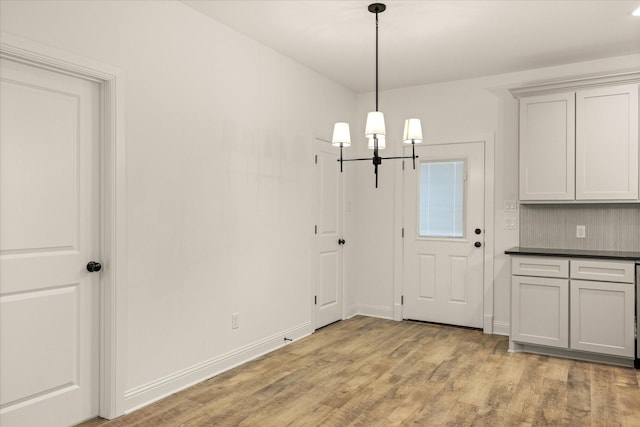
[183,1,640,93]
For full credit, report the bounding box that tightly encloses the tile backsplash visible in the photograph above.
[520,204,640,252]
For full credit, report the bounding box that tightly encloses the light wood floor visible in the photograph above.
[79,316,640,426]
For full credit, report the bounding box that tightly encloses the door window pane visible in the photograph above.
[419,161,465,237]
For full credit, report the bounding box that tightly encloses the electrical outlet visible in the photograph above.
[232,313,239,329]
[576,225,586,238]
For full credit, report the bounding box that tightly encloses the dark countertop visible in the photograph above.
[505,247,640,262]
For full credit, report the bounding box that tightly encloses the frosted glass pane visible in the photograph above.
[419,161,464,237]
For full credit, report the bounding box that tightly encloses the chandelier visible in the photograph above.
[332,3,422,188]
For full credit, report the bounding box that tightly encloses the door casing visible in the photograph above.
[394,134,495,332]
[0,32,127,419]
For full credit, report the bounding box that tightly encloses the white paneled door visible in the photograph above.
[403,142,484,328]
[0,58,100,426]
[313,138,343,329]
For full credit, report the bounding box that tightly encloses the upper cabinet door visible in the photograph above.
[519,92,576,201]
[576,84,639,200]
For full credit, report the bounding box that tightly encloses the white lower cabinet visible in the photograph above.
[511,256,636,361]
[570,279,635,357]
[512,275,569,348]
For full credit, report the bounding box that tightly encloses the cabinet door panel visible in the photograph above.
[570,280,634,357]
[576,84,639,200]
[511,276,569,348]
[519,93,575,201]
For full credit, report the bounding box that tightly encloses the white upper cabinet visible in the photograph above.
[513,74,639,202]
[519,93,575,201]
[576,84,639,200]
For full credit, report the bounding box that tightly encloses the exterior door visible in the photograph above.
[313,138,343,329]
[0,58,100,426]
[403,142,484,328]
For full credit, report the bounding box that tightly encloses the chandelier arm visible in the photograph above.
[340,157,378,162]
[338,155,419,162]
[378,155,420,160]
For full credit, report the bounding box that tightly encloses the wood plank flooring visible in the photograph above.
[78,316,640,426]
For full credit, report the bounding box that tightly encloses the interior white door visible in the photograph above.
[0,58,100,426]
[313,138,343,329]
[403,142,484,328]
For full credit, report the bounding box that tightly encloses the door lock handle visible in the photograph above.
[338,239,346,245]
[87,261,102,272]
[474,242,482,248]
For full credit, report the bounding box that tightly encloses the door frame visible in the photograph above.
[393,134,495,333]
[311,135,345,330]
[0,32,127,419]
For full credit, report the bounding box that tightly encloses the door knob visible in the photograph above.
[87,261,102,272]
[338,239,346,245]
[475,228,482,235]
[474,242,482,248]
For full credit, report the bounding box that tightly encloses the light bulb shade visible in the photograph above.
[365,111,386,138]
[403,118,423,144]
[367,135,386,150]
[332,122,351,147]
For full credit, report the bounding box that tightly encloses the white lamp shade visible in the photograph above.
[367,135,386,150]
[331,122,351,147]
[403,118,423,144]
[365,111,386,137]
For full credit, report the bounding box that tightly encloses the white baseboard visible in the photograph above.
[123,321,312,413]
[344,304,358,319]
[492,320,510,336]
[393,303,402,321]
[357,304,394,320]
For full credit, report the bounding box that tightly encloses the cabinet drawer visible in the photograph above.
[570,260,634,283]
[512,256,569,278]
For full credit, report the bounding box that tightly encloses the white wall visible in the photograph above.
[0,0,356,414]
[348,54,640,332]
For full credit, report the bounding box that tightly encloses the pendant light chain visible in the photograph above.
[375,11,379,112]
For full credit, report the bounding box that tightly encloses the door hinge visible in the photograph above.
[315,225,318,234]
[315,154,318,164]
[401,295,404,305]
[314,295,317,305]
[401,228,404,238]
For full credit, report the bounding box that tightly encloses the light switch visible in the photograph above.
[505,217,518,229]
[504,200,517,212]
